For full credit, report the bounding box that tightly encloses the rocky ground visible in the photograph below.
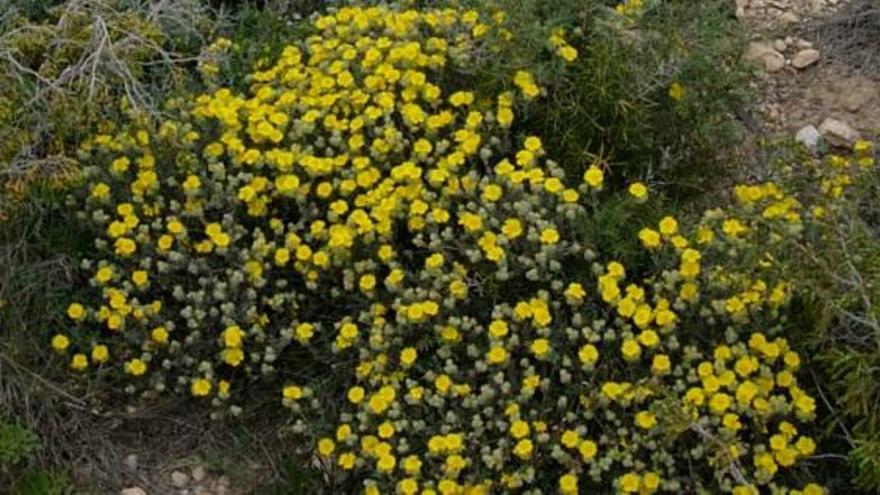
[740,0,880,150]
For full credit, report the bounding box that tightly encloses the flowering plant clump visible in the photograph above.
[54,4,862,493]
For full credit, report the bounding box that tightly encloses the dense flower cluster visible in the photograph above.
[53,4,872,493]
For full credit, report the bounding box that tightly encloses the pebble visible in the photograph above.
[795,125,822,151]
[773,39,786,52]
[818,118,860,148]
[171,470,190,488]
[796,39,813,49]
[780,12,800,24]
[764,52,786,72]
[121,488,147,495]
[792,49,821,69]
[745,42,786,73]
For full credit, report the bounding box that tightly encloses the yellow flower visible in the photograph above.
[359,274,377,292]
[558,45,578,62]
[126,358,147,376]
[191,378,212,397]
[482,184,503,202]
[347,386,365,404]
[223,348,244,366]
[400,347,418,367]
[628,182,648,200]
[658,216,678,236]
[295,322,314,343]
[317,438,335,456]
[709,393,733,414]
[51,334,70,352]
[668,82,685,101]
[151,326,169,345]
[539,228,560,245]
[578,344,599,366]
[530,338,551,358]
[579,439,598,461]
[510,420,530,439]
[639,228,661,248]
[486,345,508,364]
[91,344,109,363]
[67,303,86,321]
[502,218,523,238]
[513,438,533,459]
[560,429,580,449]
[95,266,114,284]
[583,165,604,188]
[621,338,641,361]
[619,473,641,493]
[70,353,88,371]
[488,319,509,338]
[132,270,149,287]
[651,354,671,375]
[435,374,453,394]
[559,473,578,494]
[635,410,657,429]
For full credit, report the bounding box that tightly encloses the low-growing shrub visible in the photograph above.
[50,4,861,493]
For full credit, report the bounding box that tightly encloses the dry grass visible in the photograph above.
[809,0,880,76]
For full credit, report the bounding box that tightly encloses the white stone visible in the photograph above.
[792,49,821,69]
[819,118,860,148]
[795,125,822,150]
[121,488,147,495]
[773,39,787,52]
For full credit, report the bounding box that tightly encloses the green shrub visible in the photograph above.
[455,0,749,194]
[778,145,880,492]
[0,420,40,466]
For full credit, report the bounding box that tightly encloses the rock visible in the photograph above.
[785,36,794,46]
[121,488,147,495]
[796,39,814,49]
[764,52,786,72]
[792,49,821,69]
[773,39,787,52]
[780,12,800,24]
[191,465,207,483]
[795,125,822,150]
[745,42,786,73]
[819,118,860,148]
[171,470,190,488]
